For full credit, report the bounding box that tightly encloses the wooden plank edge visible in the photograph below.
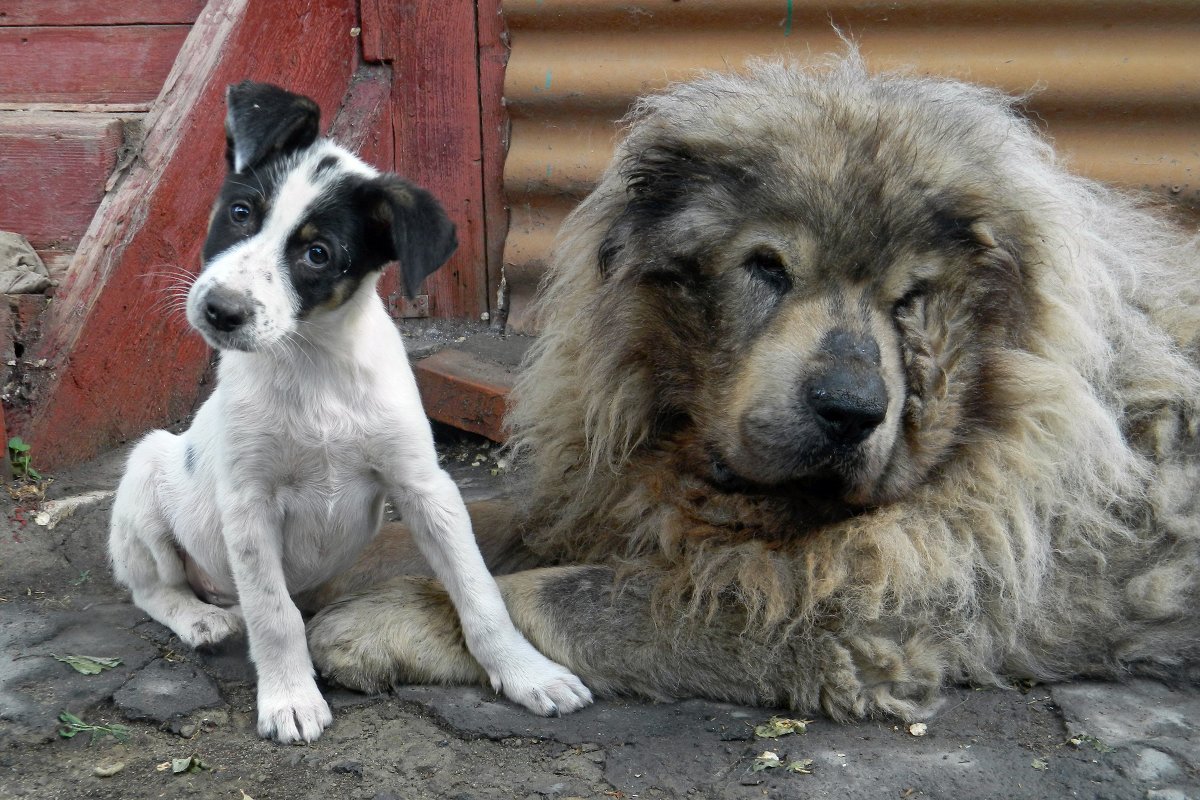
[412,348,514,443]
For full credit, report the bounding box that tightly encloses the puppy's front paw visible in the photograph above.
[485,639,593,717]
[178,605,243,649]
[256,680,332,744]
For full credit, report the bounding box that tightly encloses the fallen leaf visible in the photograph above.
[785,758,814,774]
[1031,758,1048,771]
[53,654,122,675]
[754,716,812,739]
[752,751,782,772]
[1068,733,1113,753]
[170,755,210,774]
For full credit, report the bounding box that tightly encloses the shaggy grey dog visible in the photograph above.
[307,55,1200,720]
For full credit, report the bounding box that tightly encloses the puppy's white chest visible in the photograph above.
[273,452,386,591]
[205,368,395,593]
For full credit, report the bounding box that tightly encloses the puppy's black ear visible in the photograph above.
[225,81,320,173]
[364,176,458,299]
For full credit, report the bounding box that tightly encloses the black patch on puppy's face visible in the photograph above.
[190,80,458,350]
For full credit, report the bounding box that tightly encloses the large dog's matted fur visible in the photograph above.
[307,55,1200,720]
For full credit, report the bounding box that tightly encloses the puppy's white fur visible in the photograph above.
[109,141,591,744]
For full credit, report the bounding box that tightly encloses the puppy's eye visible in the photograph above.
[229,202,252,224]
[305,243,331,267]
[743,249,792,294]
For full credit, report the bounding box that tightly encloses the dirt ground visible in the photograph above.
[2,433,1199,800]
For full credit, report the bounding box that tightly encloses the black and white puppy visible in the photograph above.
[109,82,592,743]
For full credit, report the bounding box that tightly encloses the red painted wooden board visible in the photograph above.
[0,25,190,104]
[477,0,510,317]
[326,64,407,309]
[21,0,361,468]
[413,348,516,442]
[0,112,125,250]
[0,1,205,26]
[389,0,488,318]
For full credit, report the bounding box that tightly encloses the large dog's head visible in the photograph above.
[541,59,1048,507]
[186,81,457,351]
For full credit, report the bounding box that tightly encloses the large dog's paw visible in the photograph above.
[307,578,490,694]
[480,637,593,717]
[256,678,332,744]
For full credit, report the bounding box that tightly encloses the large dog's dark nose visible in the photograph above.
[807,330,888,445]
[202,287,254,332]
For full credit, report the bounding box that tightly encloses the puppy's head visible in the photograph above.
[187,81,457,351]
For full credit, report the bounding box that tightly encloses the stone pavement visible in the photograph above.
[1,443,1198,800]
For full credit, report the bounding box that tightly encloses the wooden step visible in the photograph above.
[0,2,202,105]
[410,332,533,443]
[0,26,191,105]
[0,110,142,280]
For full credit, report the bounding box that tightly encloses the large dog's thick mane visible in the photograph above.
[506,55,1200,691]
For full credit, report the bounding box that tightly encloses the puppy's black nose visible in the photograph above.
[202,287,254,332]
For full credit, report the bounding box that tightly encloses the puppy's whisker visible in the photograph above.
[227,178,266,201]
[244,163,268,198]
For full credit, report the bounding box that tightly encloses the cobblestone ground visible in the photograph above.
[2,442,1198,800]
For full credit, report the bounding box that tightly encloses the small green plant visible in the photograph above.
[57,711,131,744]
[8,436,41,481]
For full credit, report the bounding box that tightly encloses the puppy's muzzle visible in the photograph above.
[805,329,888,447]
[201,285,255,334]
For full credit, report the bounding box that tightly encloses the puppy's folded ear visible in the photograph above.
[225,81,320,173]
[363,176,459,299]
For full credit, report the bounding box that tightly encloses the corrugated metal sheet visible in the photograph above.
[501,0,1200,331]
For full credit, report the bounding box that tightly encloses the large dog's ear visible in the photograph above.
[362,176,459,298]
[599,144,697,276]
[599,142,756,279]
[225,81,320,173]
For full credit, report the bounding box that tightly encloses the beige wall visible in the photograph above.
[500,0,1200,330]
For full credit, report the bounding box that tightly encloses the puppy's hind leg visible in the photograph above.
[109,431,242,648]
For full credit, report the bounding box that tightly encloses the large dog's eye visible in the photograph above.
[229,201,252,224]
[304,242,331,267]
[743,248,792,294]
[893,282,929,314]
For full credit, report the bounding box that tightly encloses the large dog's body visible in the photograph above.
[109,82,590,744]
[308,58,1200,719]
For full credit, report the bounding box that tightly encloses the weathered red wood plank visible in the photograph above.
[477,0,509,321]
[20,0,361,468]
[0,1,205,26]
[413,348,515,442]
[389,0,488,318]
[0,26,190,104]
[0,112,126,250]
[358,0,397,63]
[326,64,404,309]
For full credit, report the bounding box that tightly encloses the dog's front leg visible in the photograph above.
[389,464,592,716]
[221,494,332,743]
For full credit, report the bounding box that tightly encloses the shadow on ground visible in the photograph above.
[2,443,1197,800]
